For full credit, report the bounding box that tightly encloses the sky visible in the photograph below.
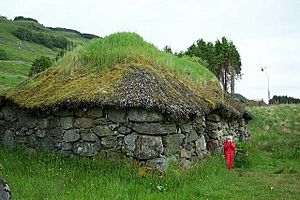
[1,0,299,102]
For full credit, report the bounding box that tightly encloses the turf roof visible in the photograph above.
[5,32,244,119]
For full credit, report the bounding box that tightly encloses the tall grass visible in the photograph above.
[57,32,217,85]
[1,105,300,199]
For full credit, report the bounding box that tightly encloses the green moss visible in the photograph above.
[6,32,243,117]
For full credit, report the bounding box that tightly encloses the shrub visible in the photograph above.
[29,56,52,76]
[0,49,8,60]
[235,142,251,168]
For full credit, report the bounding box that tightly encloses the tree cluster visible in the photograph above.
[14,16,38,23]
[164,37,241,95]
[12,27,72,50]
[269,95,300,104]
[48,27,100,40]
[185,37,241,95]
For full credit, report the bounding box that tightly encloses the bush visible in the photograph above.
[29,56,52,76]
[0,49,8,60]
[235,142,251,168]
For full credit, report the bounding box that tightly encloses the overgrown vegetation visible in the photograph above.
[12,27,72,49]
[8,32,232,116]
[0,49,8,60]
[29,56,53,76]
[0,104,299,199]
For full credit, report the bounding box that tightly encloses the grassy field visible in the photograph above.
[0,104,299,199]
[0,60,31,94]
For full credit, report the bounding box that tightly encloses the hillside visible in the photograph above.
[0,15,99,93]
[1,104,299,199]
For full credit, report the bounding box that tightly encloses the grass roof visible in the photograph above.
[5,32,244,119]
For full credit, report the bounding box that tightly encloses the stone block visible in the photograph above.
[122,133,163,160]
[146,158,168,171]
[48,128,63,138]
[107,109,126,123]
[1,106,17,121]
[37,118,48,129]
[73,142,99,156]
[63,129,80,142]
[206,114,221,122]
[195,135,206,155]
[75,108,86,117]
[18,112,37,128]
[74,118,93,128]
[36,130,46,138]
[207,130,222,139]
[180,123,193,133]
[59,142,73,151]
[162,134,184,155]
[132,123,176,135]
[3,129,15,149]
[54,109,73,117]
[93,125,116,137]
[38,137,55,152]
[60,117,73,129]
[93,118,108,125]
[117,126,131,135]
[185,129,199,142]
[27,134,37,148]
[87,108,103,118]
[81,132,98,142]
[101,136,120,148]
[128,109,163,122]
[47,118,60,129]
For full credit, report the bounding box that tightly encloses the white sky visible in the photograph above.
[1,0,299,102]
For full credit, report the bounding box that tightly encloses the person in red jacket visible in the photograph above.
[223,136,235,170]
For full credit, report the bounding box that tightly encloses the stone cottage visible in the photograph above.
[0,33,252,171]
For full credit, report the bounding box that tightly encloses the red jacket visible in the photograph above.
[224,141,235,169]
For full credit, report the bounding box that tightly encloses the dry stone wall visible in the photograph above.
[0,102,250,171]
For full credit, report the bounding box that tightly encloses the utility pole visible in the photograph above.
[261,67,270,104]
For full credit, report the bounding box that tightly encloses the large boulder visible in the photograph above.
[87,108,103,118]
[128,109,163,122]
[74,118,93,128]
[206,114,221,122]
[123,133,163,159]
[73,142,99,156]
[93,125,116,137]
[132,123,176,135]
[3,130,15,149]
[107,109,126,123]
[162,134,184,155]
[18,112,37,128]
[63,129,80,142]
[60,117,73,129]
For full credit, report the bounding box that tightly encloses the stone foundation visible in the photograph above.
[0,102,250,171]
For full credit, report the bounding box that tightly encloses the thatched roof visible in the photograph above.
[4,32,245,119]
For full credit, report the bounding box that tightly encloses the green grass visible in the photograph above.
[1,104,300,199]
[0,60,31,94]
[59,32,217,85]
